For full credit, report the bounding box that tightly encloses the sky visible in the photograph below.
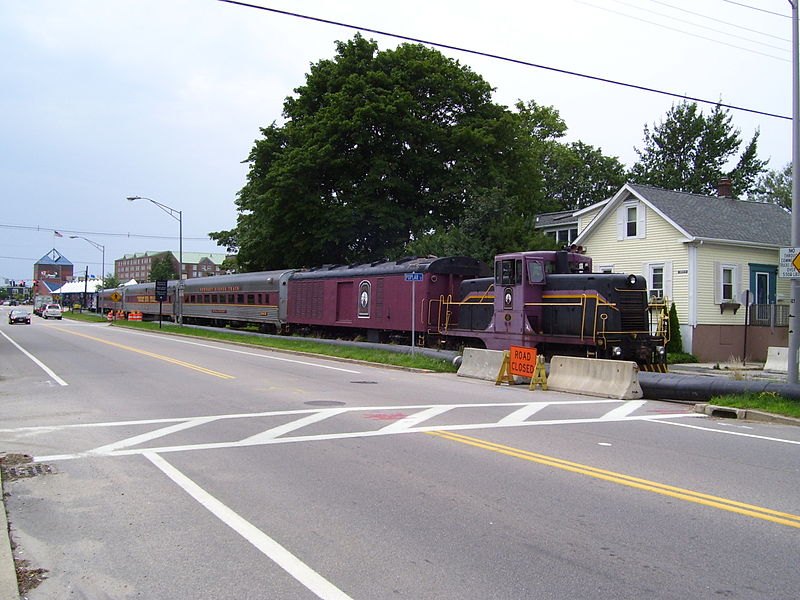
[0,0,794,283]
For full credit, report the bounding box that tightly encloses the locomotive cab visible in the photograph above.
[492,250,591,344]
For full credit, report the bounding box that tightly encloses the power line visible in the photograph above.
[579,0,789,60]
[646,0,790,42]
[0,223,212,241]
[216,0,790,121]
[720,0,790,19]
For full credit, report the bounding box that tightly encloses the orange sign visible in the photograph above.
[509,345,538,377]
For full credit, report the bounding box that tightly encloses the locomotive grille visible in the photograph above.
[617,291,648,330]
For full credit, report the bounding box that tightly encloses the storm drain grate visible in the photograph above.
[305,400,346,406]
[2,463,55,481]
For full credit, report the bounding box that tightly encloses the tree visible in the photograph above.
[99,273,120,290]
[666,302,683,354]
[630,101,767,197]
[750,162,791,210]
[213,35,545,270]
[149,254,178,282]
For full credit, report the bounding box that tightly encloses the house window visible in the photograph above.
[651,266,663,298]
[715,262,740,304]
[626,206,637,237]
[722,268,734,301]
[617,200,646,240]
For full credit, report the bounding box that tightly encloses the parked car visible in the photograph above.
[8,309,31,325]
[42,303,62,319]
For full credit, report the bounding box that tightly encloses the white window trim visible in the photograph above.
[617,201,646,240]
[714,262,741,304]
[642,261,672,301]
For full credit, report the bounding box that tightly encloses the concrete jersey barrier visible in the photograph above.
[764,346,790,373]
[547,356,643,400]
[457,348,508,381]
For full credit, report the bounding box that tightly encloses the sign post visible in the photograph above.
[404,272,424,355]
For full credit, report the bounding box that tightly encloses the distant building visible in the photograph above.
[33,249,73,297]
[114,251,229,281]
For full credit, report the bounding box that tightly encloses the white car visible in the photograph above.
[42,303,63,319]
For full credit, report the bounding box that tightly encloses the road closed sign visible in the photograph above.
[509,345,538,377]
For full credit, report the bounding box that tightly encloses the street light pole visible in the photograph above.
[126,196,183,324]
[70,235,105,312]
[788,1,800,384]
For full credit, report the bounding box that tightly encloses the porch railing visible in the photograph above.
[749,303,789,327]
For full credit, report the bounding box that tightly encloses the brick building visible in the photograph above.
[114,251,228,282]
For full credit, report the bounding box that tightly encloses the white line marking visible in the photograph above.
[89,416,220,454]
[144,452,354,600]
[497,402,550,425]
[107,327,362,373]
[3,400,621,434]
[599,400,646,420]
[378,406,455,433]
[240,408,349,443]
[653,418,800,445]
[0,330,68,386]
[36,412,705,462]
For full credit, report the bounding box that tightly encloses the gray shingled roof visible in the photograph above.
[628,183,791,246]
[534,210,577,229]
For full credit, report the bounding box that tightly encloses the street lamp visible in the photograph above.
[70,235,105,313]
[127,195,183,324]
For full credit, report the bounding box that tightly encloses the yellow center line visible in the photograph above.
[51,326,235,380]
[427,430,800,529]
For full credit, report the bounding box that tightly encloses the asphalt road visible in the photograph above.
[1,313,799,599]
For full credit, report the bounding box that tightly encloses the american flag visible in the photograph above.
[54,231,63,237]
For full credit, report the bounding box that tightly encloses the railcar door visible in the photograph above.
[494,257,524,334]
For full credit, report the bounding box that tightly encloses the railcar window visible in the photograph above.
[527,261,545,283]
[237,294,244,304]
[496,259,520,285]
[247,294,255,305]
[212,294,218,303]
[204,294,210,303]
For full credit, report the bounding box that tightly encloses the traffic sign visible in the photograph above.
[779,248,800,278]
[404,272,423,281]
[155,280,168,301]
[110,291,122,302]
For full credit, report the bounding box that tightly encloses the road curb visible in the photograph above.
[693,403,800,426]
[0,459,20,600]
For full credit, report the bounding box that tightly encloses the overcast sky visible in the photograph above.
[1,0,794,282]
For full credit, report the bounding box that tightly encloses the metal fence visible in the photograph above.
[749,303,789,327]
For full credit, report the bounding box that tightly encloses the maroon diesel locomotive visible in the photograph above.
[98,250,668,367]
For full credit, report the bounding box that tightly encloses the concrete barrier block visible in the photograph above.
[763,346,790,373]
[547,356,643,400]
[457,348,525,382]
[457,348,506,381]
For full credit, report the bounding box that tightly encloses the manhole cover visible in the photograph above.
[304,400,346,406]
[2,463,55,480]
[350,381,378,384]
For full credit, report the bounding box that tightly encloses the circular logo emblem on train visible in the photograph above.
[504,287,513,310]
[358,280,371,318]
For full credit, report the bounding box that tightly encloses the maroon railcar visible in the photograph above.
[286,256,489,343]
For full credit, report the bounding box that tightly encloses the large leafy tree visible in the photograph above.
[750,162,791,210]
[149,255,178,282]
[630,101,767,197]
[212,35,543,270]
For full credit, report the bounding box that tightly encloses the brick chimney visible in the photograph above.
[717,177,733,198]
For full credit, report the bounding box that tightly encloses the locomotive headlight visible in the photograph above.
[626,274,637,286]
[612,346,623,357]
[656,345,666,356]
